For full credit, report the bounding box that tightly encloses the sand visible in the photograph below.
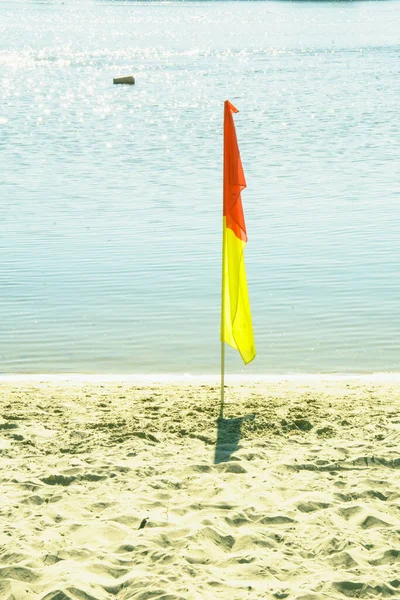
[0,376,399,600]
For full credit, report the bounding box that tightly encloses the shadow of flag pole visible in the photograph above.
[220,100,256,419]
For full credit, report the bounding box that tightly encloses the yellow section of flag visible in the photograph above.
[221,218,256,364]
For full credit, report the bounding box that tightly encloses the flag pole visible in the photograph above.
[220,217,226,420]
[220,340,225,419]
[220,102,227,420]
[220,213,226,419]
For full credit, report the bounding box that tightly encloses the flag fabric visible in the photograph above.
[221,100,256,364]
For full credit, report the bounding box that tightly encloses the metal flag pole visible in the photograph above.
[220,100,227,420]
[220,341,225,419]
[220,217,226,420]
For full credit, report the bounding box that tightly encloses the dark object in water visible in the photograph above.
[113,75,135,85]
[138,518,148,530]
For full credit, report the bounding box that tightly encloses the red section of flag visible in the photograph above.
[223,100,247,243]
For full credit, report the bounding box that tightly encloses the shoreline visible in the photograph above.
[2,371,400,384]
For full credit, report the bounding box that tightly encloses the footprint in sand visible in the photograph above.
[41,474,76,486]
[297,501,330,513]
[369,549,400,566]
[338,505,392,528]
[0,566,39,583]
[332,580,400,597]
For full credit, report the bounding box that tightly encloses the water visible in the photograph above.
[1,0,400,374]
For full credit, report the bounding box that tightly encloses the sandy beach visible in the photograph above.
[0,376,399,600]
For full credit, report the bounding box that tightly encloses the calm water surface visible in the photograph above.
[1,0,400,374]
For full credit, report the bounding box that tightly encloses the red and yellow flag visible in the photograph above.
[221,100,256,364]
